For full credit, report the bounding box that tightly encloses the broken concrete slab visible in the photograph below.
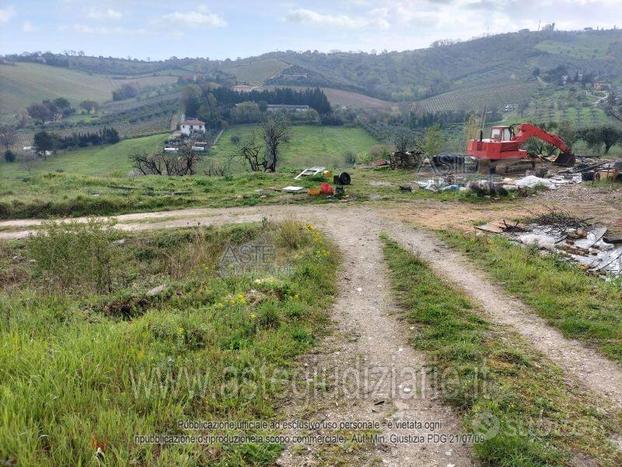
[517,228,565,251]
[574,227,607,250]
[478,216,622,280]
[282,186,305,193]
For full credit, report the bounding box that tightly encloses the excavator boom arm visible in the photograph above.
[514,123,572,154]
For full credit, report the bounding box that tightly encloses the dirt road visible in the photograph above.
[4,203,622,464]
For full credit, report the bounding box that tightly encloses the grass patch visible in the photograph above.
[0,133,169,179]
[382,237,622,466]
[208,124,379,171]
[441,232,622,364]
[0,128,517,219]
[0,167,502,219]
[0,221,339,465]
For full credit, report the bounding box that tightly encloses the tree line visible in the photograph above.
[32,128,120,155]
[210,87,332,115]
[181,85,333,130]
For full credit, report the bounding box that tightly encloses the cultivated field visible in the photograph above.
[0,63,178,116]
[221,58,290,84]
[414,81,538,113]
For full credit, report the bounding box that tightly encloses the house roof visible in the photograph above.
[182,119,205,126]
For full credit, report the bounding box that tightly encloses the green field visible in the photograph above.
[210,125,378,171]
[0,126,496,219]
[514,87,611,129]
[0,63,177,117]
[0,133,169,179]
[0,125,377,180]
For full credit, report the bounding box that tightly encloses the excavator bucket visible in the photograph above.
[554,153,576,167]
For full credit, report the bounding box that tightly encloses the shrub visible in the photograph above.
[275,221,312,250]
[27,219,117,293]
[3,150,16,163]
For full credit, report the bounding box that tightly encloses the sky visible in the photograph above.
[0,0,620,60]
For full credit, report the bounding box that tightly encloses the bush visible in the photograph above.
[27,219,117,293]
[275,221,312,250]
[4,150,16,163]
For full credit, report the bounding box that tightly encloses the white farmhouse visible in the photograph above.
[180,119,206,136]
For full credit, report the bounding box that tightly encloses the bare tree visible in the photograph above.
[130,151,164,175]
[233,132,266,172]
[130,147,199,176]
[0,126,17,151]
[262,114,289,172]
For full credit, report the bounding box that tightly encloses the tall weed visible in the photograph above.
[27,219,117,293]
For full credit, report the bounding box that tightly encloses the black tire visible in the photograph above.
[338,172,351,185]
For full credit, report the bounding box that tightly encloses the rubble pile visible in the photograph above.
[413,157,621,195]
[478,213,622,279]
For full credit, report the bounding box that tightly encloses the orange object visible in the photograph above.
[308,187,321,196]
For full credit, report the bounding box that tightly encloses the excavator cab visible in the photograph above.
[490,126,513,142]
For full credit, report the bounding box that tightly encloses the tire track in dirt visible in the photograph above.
[274,208,474,466]
[385,224,622,411]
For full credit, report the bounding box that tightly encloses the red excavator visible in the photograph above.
[467,123,576,172]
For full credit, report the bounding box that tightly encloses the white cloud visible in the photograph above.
[87,8,123,20]
[22,20,35,32]
[161,8,226,27]
[285,8,389,29]
[0,5,16,23]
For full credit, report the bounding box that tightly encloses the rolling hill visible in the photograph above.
[0,62,177,117]
[1,28,621,119]
[263,29,622,102]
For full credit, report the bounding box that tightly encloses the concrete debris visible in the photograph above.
[574,227,607,250]
[282,186,305,193]
[417,179,445,192]
[515,175,558,190]
[407,157,621,196]
[481,218,622,279]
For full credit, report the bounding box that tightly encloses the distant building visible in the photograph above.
[266,104,310,113]
[233,85,259,93]
[593,82,611,91]
[180,119,206,136]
